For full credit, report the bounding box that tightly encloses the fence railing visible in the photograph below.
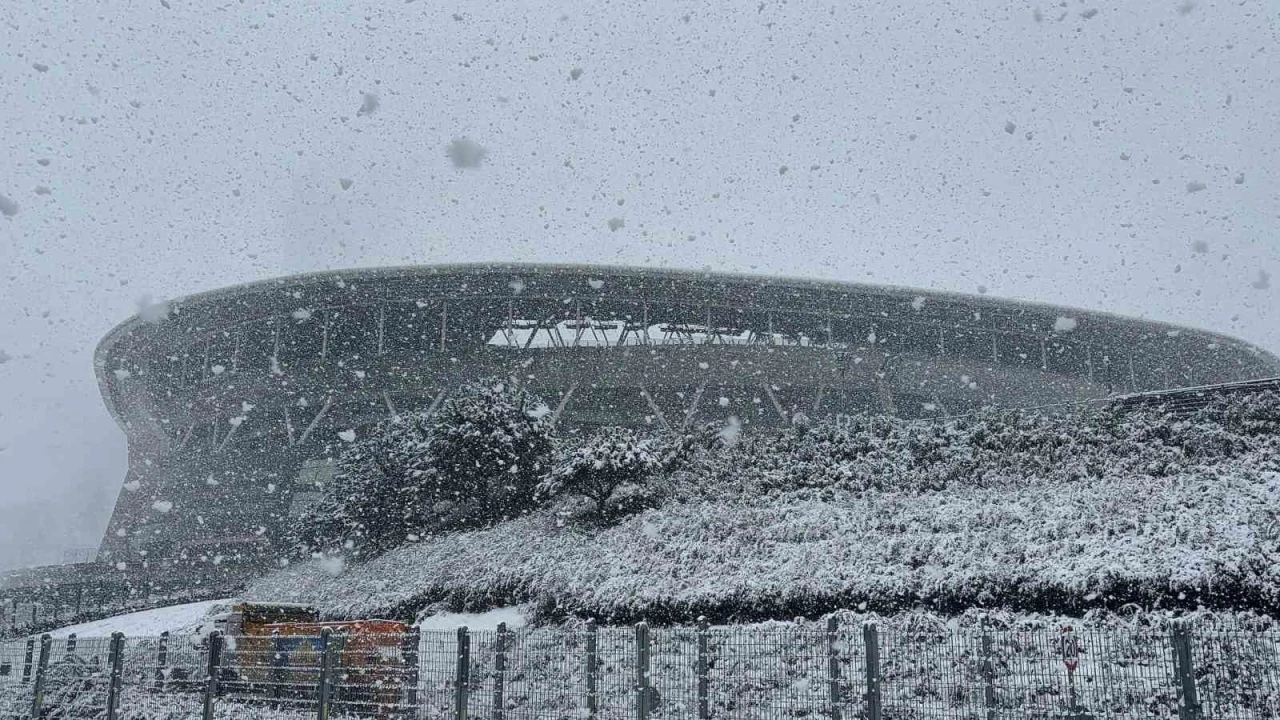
[0,620,1277,719]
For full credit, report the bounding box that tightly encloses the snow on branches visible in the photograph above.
[291,378,554,560]
[539,427,669,520]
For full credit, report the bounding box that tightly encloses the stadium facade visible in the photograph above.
[93,264,1280,582]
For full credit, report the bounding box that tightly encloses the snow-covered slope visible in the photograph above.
[250,465,1280,623]
[44,599,233,638]
[249,400,1280,624]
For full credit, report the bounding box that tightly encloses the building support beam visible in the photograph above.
[682,383,707,430]
[639,387,671,431]
[763,384,787,421]
[811,384,827,412]
[175,424,195,452]
[425,390,447,418]
[216,417,244,453]
[549,384,578,429]
[295,397,334,446]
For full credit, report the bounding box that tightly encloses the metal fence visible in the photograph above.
[0,620,1277,719]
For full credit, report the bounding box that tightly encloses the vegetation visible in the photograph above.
[266,388,1280,623]
[291,378,555,560]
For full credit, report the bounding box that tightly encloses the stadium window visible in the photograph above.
[296,458,335,488]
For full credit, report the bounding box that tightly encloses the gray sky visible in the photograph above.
[1,0,1276,569]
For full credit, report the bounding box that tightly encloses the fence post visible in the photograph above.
[455,626,471,720]
[980,631,997,720]
[492,622,507,720]
[636,622,651,720]
[106,632,124,720]
[401,626,420,716]
[21,637,34,683]
[585,620,599,720]
[1171,622,1201,720]
[826,616,842,720]
[66,633,77,658]
[864,624,882,720]
[201,631,223,720]
[697,618,710,720]
[317,627,334,720]
[270,630,285,701]
[29,634,51,720]
[155,630,170,690]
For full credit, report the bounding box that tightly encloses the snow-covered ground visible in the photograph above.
[38,600,529,639]
[44,599,233,638]
[415,605,528,631]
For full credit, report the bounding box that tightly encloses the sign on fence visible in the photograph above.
[1059,625,1080,672]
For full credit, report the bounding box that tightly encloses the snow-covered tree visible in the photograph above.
[539,427,668,520]
[290,412,433,559]
[291,377,554,559]
[427,378,555,521]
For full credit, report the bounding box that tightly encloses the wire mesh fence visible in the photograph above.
[0,621,1276,719]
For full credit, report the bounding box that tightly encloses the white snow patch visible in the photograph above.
[718,416,743,445]
[910,296,926,311]
[587,278,605,290]
[338,429,357,442]
[151,500,174,513]
[210,364,226,375]
[113,368,132,380]
[47,599,234,638]
[291,308,313,321]
[123,481,141,492]
[319,555,346,577]
[415,606,528,632]
[1053,316,1078,332]
[508,278,526,294]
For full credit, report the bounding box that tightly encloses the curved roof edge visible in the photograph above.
[93,262,1280,428]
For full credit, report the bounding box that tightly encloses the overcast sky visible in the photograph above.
[1,0,1276,569]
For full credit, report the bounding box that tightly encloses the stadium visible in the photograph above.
[92,263,1280,585]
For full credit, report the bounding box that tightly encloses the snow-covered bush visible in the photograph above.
[687,395,1279,498]
[291,377,554,560]
[425,378,554,523]
[539,427,670,521]
[38,654,109,719]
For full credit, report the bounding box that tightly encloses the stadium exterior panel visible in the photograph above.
[93,264,1280,582]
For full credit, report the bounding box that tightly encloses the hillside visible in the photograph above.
[249,394,1280,624]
